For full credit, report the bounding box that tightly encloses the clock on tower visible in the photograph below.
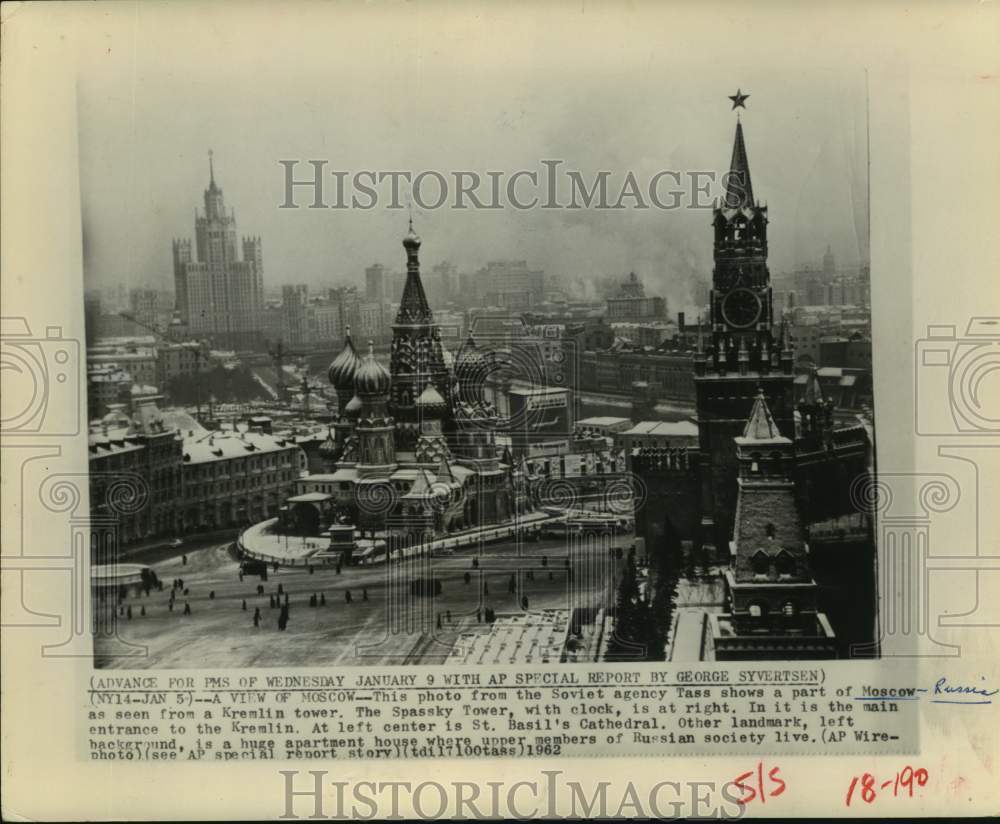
[721,287,762,329]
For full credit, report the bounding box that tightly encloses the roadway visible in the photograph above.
[95,530,637,669]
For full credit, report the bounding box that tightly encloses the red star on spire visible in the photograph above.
[729,89,750,110]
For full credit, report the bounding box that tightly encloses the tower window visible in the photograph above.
[782,601,798,618]
[776,551,795,577]
[748,601,768,619]
[751,550,769,576]
[765,523,776,539]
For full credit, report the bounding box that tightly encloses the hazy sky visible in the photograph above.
[77,3,869,310]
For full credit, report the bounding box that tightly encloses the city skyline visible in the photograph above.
[77,5,868,312]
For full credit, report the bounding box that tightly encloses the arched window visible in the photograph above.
[776,551,795,577]
[748,601,769,619]
[751,550,770,576]
[765,523,776,539]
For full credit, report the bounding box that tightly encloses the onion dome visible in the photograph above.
[354,341,391,396]
[328,327,362,389]
[416,381,447,413]
[318,427,339,457]
[344,393,363,418]
[402,218,421,252]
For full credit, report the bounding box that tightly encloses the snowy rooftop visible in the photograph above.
[622,420,699,438]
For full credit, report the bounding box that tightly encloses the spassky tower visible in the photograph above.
[693,93,796,550]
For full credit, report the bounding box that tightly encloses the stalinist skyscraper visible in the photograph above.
[172,152,264,350]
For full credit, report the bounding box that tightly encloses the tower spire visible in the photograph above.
[742,388,782,441]
[208,149,216,188]
[724,120,754,208]
[396,218,432,324]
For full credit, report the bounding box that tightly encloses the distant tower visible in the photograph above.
[694,104,795,550]
[172,151,264,350]
[452,332,509,525]
[620,271,645,298]
[388,221,451,452]
[365,264,386,304]
[452,332,500,467]
[822,244,835,278]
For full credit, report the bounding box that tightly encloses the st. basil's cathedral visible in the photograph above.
[313,220,531,544]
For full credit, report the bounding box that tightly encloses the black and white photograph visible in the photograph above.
[75,8,877,670]
[4,2,999,818]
